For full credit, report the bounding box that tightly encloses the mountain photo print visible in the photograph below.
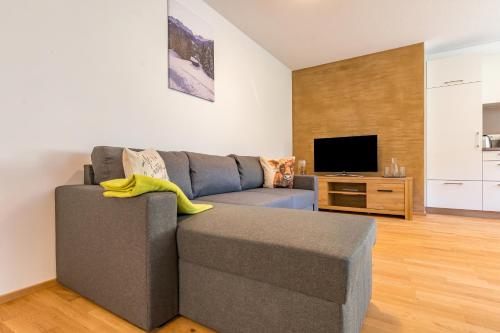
[168,0,215,102]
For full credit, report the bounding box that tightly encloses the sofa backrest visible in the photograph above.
[91,147,265,199]
[91,146,194,199]
[229,155,264,190]
[186,152,242,198]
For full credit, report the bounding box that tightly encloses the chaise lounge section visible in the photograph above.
[55,146,376,332]
[178,203,375,333]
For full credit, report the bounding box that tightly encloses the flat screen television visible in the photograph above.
[314,135,378,173]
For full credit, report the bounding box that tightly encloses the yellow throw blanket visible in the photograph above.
[100,174,213,215]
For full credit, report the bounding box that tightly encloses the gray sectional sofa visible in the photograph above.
[55,146,376,333]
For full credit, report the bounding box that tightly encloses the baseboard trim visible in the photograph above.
[426,207,500,219]
[413,210,427,216]
[0,279,57,305]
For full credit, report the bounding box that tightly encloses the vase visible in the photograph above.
[298,160,306,175]
[391,158,399,178]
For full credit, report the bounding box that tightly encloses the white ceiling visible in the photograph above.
[204,0,500,70]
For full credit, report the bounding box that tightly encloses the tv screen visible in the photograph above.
[314,135,378,173]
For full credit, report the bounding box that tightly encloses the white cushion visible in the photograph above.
[122,148,169,180]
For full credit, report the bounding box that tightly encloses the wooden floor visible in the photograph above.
[1,214,500,333]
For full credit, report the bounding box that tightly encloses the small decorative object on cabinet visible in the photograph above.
[298,160,306,175]
[318,176,413,220]
[384,166,391,178]
[390,158,399,177]
[383,158,406,178]
[399,166,406,178]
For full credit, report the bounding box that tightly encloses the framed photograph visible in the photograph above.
[168,0,215,102]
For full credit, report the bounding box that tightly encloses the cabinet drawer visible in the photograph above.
[427,55,481,89]
[484,161,500,181]
[367,183,405,211]
[483,182,500,212]
[427,180,482,210]
[483,151,500,161]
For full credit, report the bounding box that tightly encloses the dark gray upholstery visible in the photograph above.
[179,260,341,333]
[229,155,264,190]
[91,146,194,199]
[84,164,95,185]
[180,250,372,333]
[91,146,127,183]
[197,188,314,210]
[158,151,194,199]
[293,174,317,191]
[186,152,242,197]
[55,185,179,331]
[245,188,315,210]
[56,147,373,332]
[178,203,376,305]
[197,191,293,208]
[293,175,319,210]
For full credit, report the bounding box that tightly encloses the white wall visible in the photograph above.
[0,0,291,295]
[484,104,500,134]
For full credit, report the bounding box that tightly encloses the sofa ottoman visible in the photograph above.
[177,203,376,333]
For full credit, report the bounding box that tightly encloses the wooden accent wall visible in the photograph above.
[293,43,425,213]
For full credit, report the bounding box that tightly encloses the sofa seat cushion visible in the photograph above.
[196,191,293,209]
[245,188,314,209]
[177,203,376,304]
[186,152,242,198]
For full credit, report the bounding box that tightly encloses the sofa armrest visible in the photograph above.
[293,175,319,211]
[83,165,95,185]
[55,185,178,331]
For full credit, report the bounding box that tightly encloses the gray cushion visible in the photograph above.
[91,146,127,184]
[158,151,193,199]
[245,188,315,210]
[91,146,194,199]
[196,191,293,209]
[177,203,376,304]
[229,155,264,190]
[186,152,242,198]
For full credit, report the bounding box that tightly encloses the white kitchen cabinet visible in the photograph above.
[482,53,500,104]
[483,182,500,212]
[483,160,500,181]
[483,151,500,161]
[427,55,481,89]
[427,82,483,181]
[427,180,483,210]
[482,152,500,212]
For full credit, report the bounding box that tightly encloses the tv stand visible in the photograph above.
[318,176,413,220]
[326,173,364,178]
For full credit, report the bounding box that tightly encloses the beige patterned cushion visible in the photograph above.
[122,148,169,180]
[260,156,295,189]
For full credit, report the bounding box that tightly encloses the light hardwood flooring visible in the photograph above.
[1,214,500,333]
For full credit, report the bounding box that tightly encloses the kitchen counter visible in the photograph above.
[483,148,500,151]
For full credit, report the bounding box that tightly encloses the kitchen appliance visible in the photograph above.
[489,134,500,148]
[483,135,492,148]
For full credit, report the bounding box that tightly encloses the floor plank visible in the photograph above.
[1,213,500,332]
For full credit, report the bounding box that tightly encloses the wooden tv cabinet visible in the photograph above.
[318,176,413,220]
